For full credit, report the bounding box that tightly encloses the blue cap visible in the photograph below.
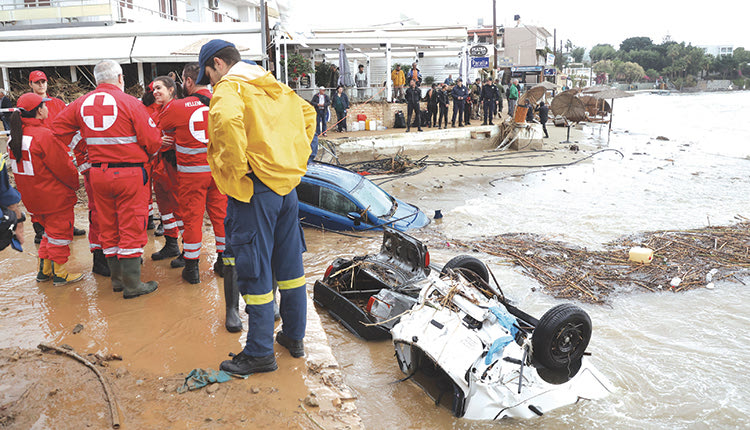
[197,39,236,85]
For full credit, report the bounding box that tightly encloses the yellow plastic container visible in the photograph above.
[628,247,653,264]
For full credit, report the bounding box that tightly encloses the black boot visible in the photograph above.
[106,256,123,292]
[92,249,111,277]
[213,252,225,278]
[33,222,44,244]
[223,266,242,333]
[276,332,305,358]
[73,226,86,236]
[170,252,186,268]
[151,236,180,260]
[182,258,200,284]
[219,352,277,375]
[120,257,157,299]
[154,222,164,237]
[147,215,155,230]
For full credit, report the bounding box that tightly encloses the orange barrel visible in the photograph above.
[513,106,528,123]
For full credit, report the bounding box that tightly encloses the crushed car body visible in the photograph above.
[314,227,614,420]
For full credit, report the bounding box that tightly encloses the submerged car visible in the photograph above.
[314,227,613,420]
[297,162,430,232]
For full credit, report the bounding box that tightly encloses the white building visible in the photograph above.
[699,45,734,58]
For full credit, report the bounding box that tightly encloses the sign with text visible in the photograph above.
[471,57,490,68]
[469,45,488,57]
[546,53,555,66]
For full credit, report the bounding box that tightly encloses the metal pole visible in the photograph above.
[492,0,497,78]
[1,67,9,92]
[283,40,289,85]
[386,42,392,102]
[70,66,78,83]
[260,0,268,69]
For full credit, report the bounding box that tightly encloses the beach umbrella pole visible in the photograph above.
[607,98,614,144]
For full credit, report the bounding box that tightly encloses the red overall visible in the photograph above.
[70,133,101,252]
[158,95,226,260]
[150,104,183,239]
[51,83,161,259]
[9,118,78,264]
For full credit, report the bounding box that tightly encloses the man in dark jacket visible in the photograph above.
[451,78,468,127]
[310,87,330,136]
[536,101,550,138]
[0,89,11,131]
[404,79,422,132]
[437,84,450,129]
[426,83,439,127]
[494,79,504,119]
[329,65,339,95]
[480,78,498,125]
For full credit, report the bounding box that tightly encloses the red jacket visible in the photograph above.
[51,83,161,165]
[43,96,67,127]
[158,95,212,174]
[8,118,78,215]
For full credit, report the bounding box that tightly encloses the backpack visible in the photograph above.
[420,110,431,126]
[394,111,406,128]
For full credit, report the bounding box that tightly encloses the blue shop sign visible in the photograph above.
[511,66,543,73]
[471,57,490,68]
[544,68,556,76]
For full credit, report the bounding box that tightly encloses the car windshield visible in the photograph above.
[350,178,395,218]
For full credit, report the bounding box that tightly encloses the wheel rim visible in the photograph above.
[551,321,585,361]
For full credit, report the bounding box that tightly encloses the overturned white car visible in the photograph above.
[314,228,613,420]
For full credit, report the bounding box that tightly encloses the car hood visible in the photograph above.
[383,198,430,230]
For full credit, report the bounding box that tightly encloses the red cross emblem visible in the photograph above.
[10,135,34,176]
[189,106,210,144]
[80,92,118,131]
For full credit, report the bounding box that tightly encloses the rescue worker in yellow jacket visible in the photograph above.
[198,40,316,375]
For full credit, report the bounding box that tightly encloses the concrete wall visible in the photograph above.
[326,101,427,130]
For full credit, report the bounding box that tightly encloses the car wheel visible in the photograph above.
[532,304,592,369]
[440,255,490,286]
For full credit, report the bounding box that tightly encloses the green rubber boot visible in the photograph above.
[120,257,158,299]
[106,257,124,292]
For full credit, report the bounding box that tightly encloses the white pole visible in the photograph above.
[137,62,145,88]
[365,54,371,98]
[386,41,392,102]
[70,66,78,83]
[274,31,281,80]
[2,67,10,91]
[283,40,288,85]
[310,51,316,89]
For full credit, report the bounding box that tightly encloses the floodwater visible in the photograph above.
[319,92,750,429]
[1,92,749,429]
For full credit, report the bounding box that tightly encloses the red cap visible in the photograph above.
[17,92,50,112]
[29,70,47,83]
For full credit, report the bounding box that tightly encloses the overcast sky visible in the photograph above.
[284,1,749,51]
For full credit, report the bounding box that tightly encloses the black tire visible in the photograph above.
[440,255,490,286]
[532,304,592,369]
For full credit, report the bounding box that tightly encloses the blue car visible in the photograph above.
[297,162,430,231]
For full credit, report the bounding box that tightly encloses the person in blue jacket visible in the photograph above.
[451,78,468,127]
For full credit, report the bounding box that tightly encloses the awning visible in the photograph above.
[0,36,134,67]
[130,33,263,63]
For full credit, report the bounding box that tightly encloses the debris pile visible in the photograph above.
[344,154,426,175]
[8,77,144,103]
[454,222,750,304]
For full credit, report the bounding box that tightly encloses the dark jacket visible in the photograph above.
[451,84,468,102]
[536,104,549,123]
[332,92,349,112]
[0,95,11,124]
[426,89,439,108]
[329,69,340,89]
[405,86,421,106]
[310,93,330,112]
[480,84,497,102]
[437,89,450,107]
[525,102,535,122]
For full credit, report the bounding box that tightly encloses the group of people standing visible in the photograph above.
[4,38,316,376]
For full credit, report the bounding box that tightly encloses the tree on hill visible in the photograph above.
[620,36,653,52]
[616,61,646,83]
[571,47,586,63]
[590,44,617,62]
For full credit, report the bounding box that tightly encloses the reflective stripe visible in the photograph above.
[223,257,235,266]
[77,162,91,173]
[162,213,174,221]
[162,222,178,230]
[177,164,211,173]
[86,136,138,145]
[68,132,82,150]
[243,291,274,305]
[277,275,306,290]
[176,144,207,155]
[184,250,200,259]
[216,244,226,251]
[118,248,144,256]
[176,220,184,227]
[89,243,101,250]
[46,236,72,246]
[183,242,201,251]
[104,246,119,255]
[214,236,225,243]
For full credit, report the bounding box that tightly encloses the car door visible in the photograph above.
[297,180,367,230]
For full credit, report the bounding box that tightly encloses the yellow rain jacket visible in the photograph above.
[207,61,315,202]
[391,68,406,87]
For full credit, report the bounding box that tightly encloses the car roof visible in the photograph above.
[304,162,363,193]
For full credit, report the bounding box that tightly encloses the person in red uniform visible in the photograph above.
[148,79,184,266]
[52,60,161,299]
[8,93,83,285]
[153,75,227,284]
[27,70,86,243]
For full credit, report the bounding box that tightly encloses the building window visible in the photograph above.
[159,0,177,20]
[24,0,51,7]
[119,0,133,9]
[213,11,223,22]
